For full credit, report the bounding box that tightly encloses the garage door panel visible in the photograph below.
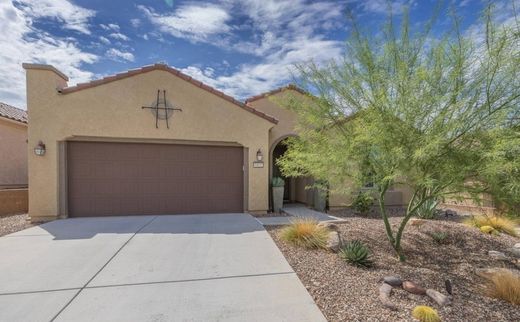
[68,142,244,217]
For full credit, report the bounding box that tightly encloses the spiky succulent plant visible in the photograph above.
[339,240,372,268]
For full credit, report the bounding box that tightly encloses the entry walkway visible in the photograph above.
[257,203,345,226]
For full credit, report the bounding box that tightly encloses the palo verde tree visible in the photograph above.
[277,3,520,261]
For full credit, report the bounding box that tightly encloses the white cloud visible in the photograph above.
[139,0,345,99]
[106,48,135,62]
[107,23,119,31]
[100,23,120,31]
[148,0,343,99]
[109,32,130,41]
[361,0,415,15]
[0,0,97,108]
[138,3,231,42]
[181,36,342,99]
[99,36,111,45]
[130,18,141,28]
[14,0,95,34]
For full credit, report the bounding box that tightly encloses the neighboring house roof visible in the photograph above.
[0,102,28,124]
[244,84,307,104]
[57,63,278,124]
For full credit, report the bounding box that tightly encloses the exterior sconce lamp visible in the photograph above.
[256,149,263,162]
[253,149,264,168]
[34,141,46,156]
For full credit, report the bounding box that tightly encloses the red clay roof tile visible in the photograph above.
[0,102,28,124]
[244,84,307,104]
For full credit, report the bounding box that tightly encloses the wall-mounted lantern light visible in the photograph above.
[253,149,264,168]
[256,149,263,162]
[34,141,46,156]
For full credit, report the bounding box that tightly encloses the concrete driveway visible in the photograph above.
[0,214,326,322]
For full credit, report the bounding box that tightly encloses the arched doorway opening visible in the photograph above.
[270,136,314,211]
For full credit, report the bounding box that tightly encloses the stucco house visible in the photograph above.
[24,62,408,222]
[0,102,28,215]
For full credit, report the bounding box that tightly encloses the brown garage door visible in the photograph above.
[67,141,244,217]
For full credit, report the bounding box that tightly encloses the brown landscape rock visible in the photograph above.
[379,283,397,311]
[410,218,427,226]
[426,289,451,306]
[402,281,426,295]
[383,276,402,287]
[325,231,341,252]
[488,250,508,260]
[317,222,340,232]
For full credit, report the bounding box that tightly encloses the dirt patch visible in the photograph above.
[268,217,520,322]
[0,214,35,236]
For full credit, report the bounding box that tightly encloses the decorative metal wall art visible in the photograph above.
[141,89,182,129]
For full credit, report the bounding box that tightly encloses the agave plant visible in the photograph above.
[416,198,440,219]
[339,240,373,268]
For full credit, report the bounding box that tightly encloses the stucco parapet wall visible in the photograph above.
[22,63,69,81]
[49,63,278,124]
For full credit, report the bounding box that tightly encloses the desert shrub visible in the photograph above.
[280,219,329,249]
[429,231,449,244]
[485,269,520,305]
[416,198,440,219]
[339,240,373,268]
[464,215,518,237]
[412,306,440,322]
[351,192,374,215]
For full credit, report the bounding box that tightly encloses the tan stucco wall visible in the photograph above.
[0,118,28,188]
[247,91,299,149]
[26,67,273,220]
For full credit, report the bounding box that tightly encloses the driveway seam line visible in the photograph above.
[49,215,159,322]
[0,271,296,297]
[0,287,82,297]
[85,271,296,290]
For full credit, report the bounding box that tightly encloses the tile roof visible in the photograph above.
[0,102,28,124]
[58,63,278,124]
[244,84,307,104]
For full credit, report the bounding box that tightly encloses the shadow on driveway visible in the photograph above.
[10,213,263,240]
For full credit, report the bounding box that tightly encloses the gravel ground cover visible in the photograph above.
[0,213,34,236]
[268,214,520,322]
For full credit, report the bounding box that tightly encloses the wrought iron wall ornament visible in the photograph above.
[141,89,182,129]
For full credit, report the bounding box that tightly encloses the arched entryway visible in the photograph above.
[269,136,315,211]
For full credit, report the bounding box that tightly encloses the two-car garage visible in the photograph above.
[67,141,245,217]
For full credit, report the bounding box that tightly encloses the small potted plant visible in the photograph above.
[272,177,285,213]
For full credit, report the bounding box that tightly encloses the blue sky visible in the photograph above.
[1,0,517,108]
